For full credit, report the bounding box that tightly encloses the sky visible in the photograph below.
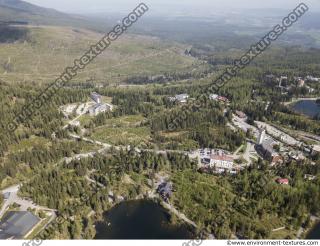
[24,0,320,14]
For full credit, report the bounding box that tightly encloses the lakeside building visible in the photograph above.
[157,182,173,202]
[304,174,316,181]
[305,86,315,93]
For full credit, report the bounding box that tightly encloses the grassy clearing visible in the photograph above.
[90,115,152,146]
[91,126,151,146]
[97,115,146,128]
[8,136,51,152]
[101,96,113,104]
[157,130,199,150]
[270,227,296,239]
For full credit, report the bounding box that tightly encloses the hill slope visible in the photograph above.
[0,25,200,84]
[0,0,107,31]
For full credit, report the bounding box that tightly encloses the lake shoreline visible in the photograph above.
[290,99,320,118]
[283,97,319,106]
[305,218,320,239]
[94,199,196,239]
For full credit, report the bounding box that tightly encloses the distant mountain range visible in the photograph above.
[0,0,108,31]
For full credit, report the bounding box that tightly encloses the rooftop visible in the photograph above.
[0,211,40,239]
[313,145,320,152]
[210,154,233,162]
[261,138,277,155]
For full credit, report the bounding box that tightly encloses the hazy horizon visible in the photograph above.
[24,0,320,14]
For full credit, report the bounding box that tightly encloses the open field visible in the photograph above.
[8,136,51,152]
[95,114,146,128]
[90,115,151,146]
[91,126,151,146]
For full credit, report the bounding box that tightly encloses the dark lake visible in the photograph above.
[292,100,320,118]
[306,222,320,239]
[94,200,194,239]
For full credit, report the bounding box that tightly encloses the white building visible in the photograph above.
[209,94,230,103]
[258,129,266,145]
[200,149,234,170]
[209,94,219,100]
[278,76,288,87]
[169,94,189,103]
[312,145,320,156]
[306,76,319,82]
[69,120,80,127]
[209,154,234,170]
[88,103,113,116]
[91,92,102,104]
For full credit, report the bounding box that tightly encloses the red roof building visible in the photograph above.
[276,178,289,185]
[218,96,230,103]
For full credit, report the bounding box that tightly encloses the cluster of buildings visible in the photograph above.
[304,174,316,181]
[198,149,237,174]
[256,129,283,165]
[88,92,113,116]
[255,128,320,166]
[294,77,315,93]
[209,94,230,103]
[301,144,320,157]
[167,93,231,104]
[265,74,317,94]
[305,75,320,82]
[168,94,189,103]
[287,150,306,162]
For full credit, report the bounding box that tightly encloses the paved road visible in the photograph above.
[0,185,56,220]
[232,115,260,138]
[69,133,189,157]
[242,141,258,165]
[0,185,20,219]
